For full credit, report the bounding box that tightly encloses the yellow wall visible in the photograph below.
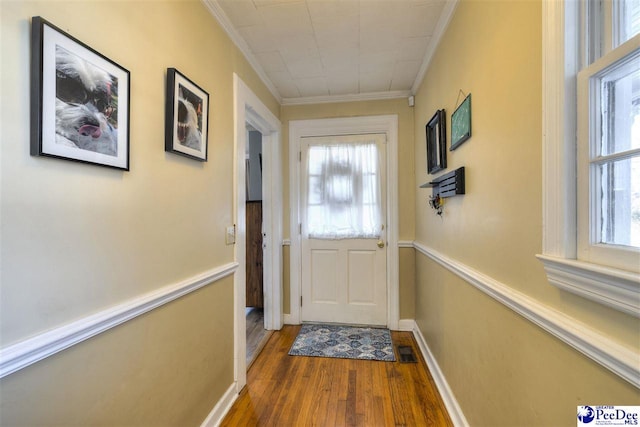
[399,247,415,319]
[0,277,234,426]
[413,0,640,425]
[0,0,278,424]
[2,0,637,425]
[280,99,416,317]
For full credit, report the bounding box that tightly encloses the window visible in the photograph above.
[303,135,384,240]
[539,0,639,318]
[577,1,640,272]
[614,0,640,47]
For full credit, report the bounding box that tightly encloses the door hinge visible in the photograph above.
[299,151,302,162]
[301,296,303,307]
[299,223,302,234]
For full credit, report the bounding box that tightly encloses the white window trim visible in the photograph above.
[538,0,640,318]
[577,36,640,271]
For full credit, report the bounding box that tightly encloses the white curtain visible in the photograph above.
[306,140,382,239]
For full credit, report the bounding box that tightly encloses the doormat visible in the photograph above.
[288,324,396,362]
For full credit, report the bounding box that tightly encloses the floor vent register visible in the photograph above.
[396,345,418,363]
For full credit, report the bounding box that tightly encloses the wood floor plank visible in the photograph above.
[334,399,348,427]
[307,363,333,425]
[359,361,374,426]
[220,326,453,427]
[345,369,357,426]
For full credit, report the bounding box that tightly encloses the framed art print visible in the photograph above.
[450,93,471,150]
[426,109,446,174]
[165,68,209,161]
[31,16,130,170]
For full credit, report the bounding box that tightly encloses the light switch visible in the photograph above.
[226,225,236,245]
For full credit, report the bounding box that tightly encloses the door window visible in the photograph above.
[304,136,383,239]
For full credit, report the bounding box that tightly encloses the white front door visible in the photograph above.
[300,134,387,325]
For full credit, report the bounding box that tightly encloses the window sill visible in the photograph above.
[536,254,639,318]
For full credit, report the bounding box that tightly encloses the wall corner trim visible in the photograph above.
[0,262,239,379]
[411,320,469,427]
[411,0,460,94]
[200,382,238,427]
[413,241,640,388]
[201,0,281,103]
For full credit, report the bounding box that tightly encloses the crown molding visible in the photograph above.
[281,90,411,106]
[204,0,459,106]
[201,0,282,104]
[411,0,460,95]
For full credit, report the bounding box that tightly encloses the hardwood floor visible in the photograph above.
[222,325,452,427]
[246,308,270,366]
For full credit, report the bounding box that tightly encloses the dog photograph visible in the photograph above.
[55,45,119,156]
[165,68,209,161]
[31,16,130,170]
[176,84,203,152]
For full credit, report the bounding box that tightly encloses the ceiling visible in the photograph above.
[205,0,455,105]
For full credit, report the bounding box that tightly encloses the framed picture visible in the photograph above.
[31,16,130,170]
[450,93,471,150]
[426,109,446,174]
[165,68,209,161]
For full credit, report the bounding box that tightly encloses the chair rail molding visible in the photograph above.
[0,262,238,379]
[413,241,640,388]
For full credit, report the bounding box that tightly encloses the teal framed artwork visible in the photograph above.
[450,94,471,150]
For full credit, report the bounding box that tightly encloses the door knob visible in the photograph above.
[377,240,385,248]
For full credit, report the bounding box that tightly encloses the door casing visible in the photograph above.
[288,115,399,329]
[233,74,282,393]
[300,134,388,325]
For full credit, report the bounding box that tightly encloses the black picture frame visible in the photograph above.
[426,109,446,174]
[31,16,130,170]
[450,94,472,150]
[165,68,209,161]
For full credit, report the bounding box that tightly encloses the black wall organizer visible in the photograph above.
[420,167,465,198]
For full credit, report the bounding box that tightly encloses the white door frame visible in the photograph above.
[233,74,282,392]
[288,115,399,330]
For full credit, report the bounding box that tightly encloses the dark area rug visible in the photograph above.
[288,323,396,362]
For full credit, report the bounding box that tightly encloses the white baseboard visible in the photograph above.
[396,319,415,331]
[282,313,300,325]
[410,320,469,427]
[200,382,238,427]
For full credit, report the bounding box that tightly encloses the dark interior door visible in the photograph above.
[246,201,263,308]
